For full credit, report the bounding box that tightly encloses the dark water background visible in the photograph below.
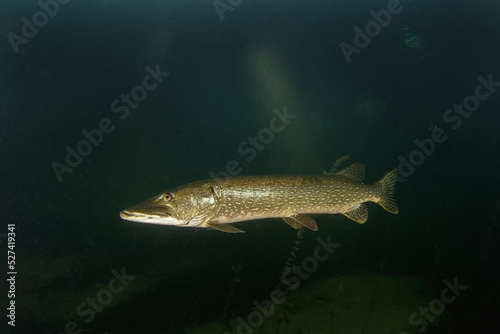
[1,0,499,333]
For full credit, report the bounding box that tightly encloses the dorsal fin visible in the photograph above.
[335,163,365,182]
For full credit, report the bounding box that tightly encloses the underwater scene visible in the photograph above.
[1,0,499,333]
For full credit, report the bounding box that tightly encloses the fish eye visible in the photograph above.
[163,193,173,202]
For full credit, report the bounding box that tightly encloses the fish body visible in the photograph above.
[120,163,398,233]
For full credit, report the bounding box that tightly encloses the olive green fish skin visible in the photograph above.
[210,175,380,223]
[120,163,398,233]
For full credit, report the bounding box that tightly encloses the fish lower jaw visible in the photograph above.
[120,211,183,226]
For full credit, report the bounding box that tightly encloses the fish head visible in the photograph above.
[120,182,218,227]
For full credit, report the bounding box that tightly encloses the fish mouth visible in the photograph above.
[120,210,138,220]
[120,209,180,225]
[120,210,150,223]
[120,210,164,220]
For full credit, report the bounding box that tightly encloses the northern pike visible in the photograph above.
[120,163,398,233]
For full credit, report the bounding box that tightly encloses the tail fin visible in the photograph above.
[375,169,399,214]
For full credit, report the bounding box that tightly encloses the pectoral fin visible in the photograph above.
[207,222,245,233]
[283,214,318,231]
[342,204,368,224]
